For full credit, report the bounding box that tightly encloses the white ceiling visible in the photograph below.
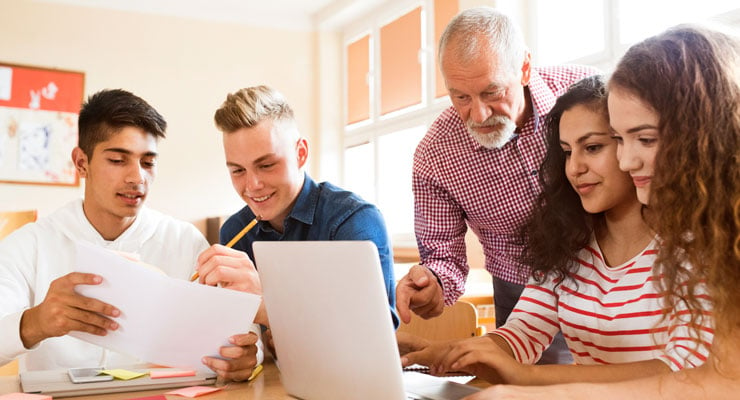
[37,0,388,30]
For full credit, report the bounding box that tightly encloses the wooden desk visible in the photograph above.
[1,361,490,399]
[0,361,289,399]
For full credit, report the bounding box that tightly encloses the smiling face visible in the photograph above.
[74,126,158,239]
[559,104,635,214]
[223,119,307,233]
[607,88,660,205]
[442,39,531,149]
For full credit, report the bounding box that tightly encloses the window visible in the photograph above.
[533,0,739,68]
[340,0,739,248]
[342,0,457,246]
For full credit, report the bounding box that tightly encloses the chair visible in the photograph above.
[397,301,482,341]
[0,209,38,240]
[0,209,36,376]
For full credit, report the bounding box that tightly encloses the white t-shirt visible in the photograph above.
[0,199,211,371]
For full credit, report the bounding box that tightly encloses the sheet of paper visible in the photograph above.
[71,242,261,373]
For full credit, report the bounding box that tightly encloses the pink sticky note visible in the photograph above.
[165,386,223,398]
[149,369,196,379]
[0,394,52,400]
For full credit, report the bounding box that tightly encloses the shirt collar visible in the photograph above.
[285,173,317,226]
[525,68,557,131]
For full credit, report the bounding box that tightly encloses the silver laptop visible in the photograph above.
[21,367,215,398]
[254,240,480,400]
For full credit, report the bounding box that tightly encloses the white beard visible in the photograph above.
[467,115,517,149]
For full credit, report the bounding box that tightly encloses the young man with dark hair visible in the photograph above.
[0,89,260,382]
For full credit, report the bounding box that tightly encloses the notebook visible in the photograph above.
[253,240,481,400]
[20,367,215,398]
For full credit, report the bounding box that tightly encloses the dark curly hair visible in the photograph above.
[519,75,608,286]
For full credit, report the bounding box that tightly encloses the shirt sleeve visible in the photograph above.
[0,227,37,366]
[412,148,469,306]
[491,277,561,364]
[656,283,714,371]
[332,205,399,328]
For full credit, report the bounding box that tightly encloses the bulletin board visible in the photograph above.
[0,62,85,186]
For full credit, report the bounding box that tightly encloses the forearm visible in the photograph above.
[538,362,735,400]
[517,359,671,386]
[413,174,469,305]
[488,333,515,358]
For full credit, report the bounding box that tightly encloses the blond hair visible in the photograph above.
[214,85,295,134]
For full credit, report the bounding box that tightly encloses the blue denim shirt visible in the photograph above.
[220,174,398,327]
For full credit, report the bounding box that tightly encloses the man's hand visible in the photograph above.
[20,272,120,349]
[201,332,259,382]
[397,331,430,357]
[195,244,262,294]
[395,265,444,323]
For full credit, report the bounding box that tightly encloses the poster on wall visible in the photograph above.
[0,62,84,186]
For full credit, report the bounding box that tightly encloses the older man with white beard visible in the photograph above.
[395,7,597,364]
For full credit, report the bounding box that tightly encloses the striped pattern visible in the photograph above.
[413,65,600,304]
[493,238,713,370]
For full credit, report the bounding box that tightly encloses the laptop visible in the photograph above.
[20,367,215,398]
[253,241,481,400]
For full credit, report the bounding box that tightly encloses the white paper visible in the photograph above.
[71,241,261,372]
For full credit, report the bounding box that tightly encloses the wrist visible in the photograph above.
[19,308,43,349]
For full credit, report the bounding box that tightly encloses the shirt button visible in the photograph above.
[530,170,538,176]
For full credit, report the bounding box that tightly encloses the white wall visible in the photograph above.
[0,0,320,234]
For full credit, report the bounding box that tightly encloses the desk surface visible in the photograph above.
[1,362,490,399]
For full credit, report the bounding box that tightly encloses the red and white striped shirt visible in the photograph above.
[413,65,599,304]
[493,238,713,370]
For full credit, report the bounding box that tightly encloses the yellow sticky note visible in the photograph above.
[100,369,147,380]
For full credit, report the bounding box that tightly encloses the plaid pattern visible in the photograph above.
[413,65,600,304]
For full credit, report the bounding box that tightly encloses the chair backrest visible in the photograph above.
[0,210,36,376]
[0,209,37,240]
[397,301,480,341]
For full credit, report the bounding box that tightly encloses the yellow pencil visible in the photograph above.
[247,363,264,381]
[190,217,259,282]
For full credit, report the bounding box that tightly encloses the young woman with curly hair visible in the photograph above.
[466,24,739,400]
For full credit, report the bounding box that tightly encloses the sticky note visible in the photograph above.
[100,369,147,380]
[0,394,52,400]
[149,368,196,379]
[165,386,223,397]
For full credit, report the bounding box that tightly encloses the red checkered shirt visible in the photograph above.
[413,65,600,305]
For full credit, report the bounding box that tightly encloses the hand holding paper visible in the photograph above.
[71,242,262,373]
[19,272,120,348]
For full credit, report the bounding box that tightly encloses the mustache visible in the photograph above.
[466,114,513,130]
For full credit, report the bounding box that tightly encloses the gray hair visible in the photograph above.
[214,85,295,133]
[438,7,528,76]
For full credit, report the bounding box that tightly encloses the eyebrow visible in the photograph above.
[559,131,610,146]
[102,148,158,157]
[225,153,277,169]
[625,124,659,134]
[609,124,659,135]
[448,83,500,95]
